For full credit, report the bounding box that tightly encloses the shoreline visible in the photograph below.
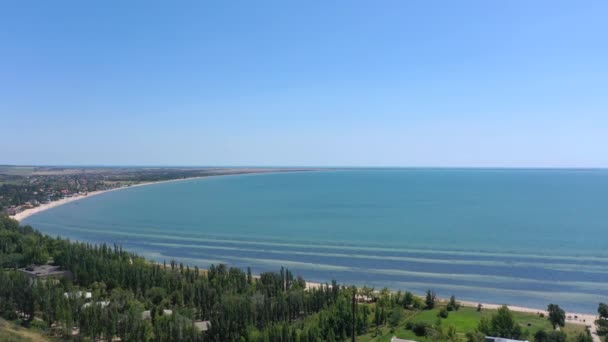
[287,280,600,339]
[302,281,599,330]
[458,300,599,331]
[10,168,311,222]
[8,170,602,340]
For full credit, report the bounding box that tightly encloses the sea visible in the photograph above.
[23,169,608,313]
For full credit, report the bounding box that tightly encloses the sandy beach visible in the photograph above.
[10,168,316,222]
[10,178,200,222]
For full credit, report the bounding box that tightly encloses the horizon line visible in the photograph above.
[1,164,608,171]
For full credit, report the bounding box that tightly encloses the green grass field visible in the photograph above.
[357,305,588,342]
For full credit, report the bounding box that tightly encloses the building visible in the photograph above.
[391,337,418,342]
[18,265,73,280]
[64,291,92,300]
[82,301,110,309]
[485,337,529,342]
[194,320,211,332]
[142,309,173,320]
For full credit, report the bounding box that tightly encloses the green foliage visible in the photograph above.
[574,331,593,342]
[438,308,449,319]
[409,321,431,336]
[599,303,608,319]
[466,331,486,342]
[389,306,403,327]
[478,305,523,339]
[0,214,599,342]
[0,215,349,342]
[403,291,414,308]
[597,317,608,337]
[446,325,458,342]
[424,289,436,310]
[447,295,460,311]
[534,329,567,342]
[547,304,565,329]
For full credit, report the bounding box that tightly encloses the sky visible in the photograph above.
[1,1,607,167]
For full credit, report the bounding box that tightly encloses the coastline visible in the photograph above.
[8,170,602,340]
[303,281,598,331]
[10,168,312,222]
[11,177,212,222]
[458,300,599,336]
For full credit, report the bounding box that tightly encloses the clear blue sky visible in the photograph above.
[2,1,607,167]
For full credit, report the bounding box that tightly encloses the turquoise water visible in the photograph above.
[23,169,608,313]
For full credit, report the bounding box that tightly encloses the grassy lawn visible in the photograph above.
[357,305,589,342]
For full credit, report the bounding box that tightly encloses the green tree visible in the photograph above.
[425,289,436,309]
[403,291,414,308]
[478,305,523,339]
[547,304,565,329]
[599,303,608,319]
[535,330,567,342]
[447,295,460,311]
[389,307,403,328]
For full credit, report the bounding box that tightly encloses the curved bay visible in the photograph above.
[24,170,608,313]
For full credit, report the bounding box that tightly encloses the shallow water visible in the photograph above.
[24,169,608,313]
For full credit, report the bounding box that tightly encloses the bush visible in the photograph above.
[29,319,48,331]
[447,295,460,311]
[389,307,404,327]
[410,322,431,336]
[438,308,449,318]
[466,331,486,342]
[2,309,18,320]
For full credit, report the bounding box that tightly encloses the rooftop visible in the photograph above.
[18,264,72,279]
[485,337,529,342]
[194,320,211,332]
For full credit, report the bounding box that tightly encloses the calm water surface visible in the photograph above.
[24,169,608,312]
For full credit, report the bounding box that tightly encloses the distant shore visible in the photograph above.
[10,168,313,222]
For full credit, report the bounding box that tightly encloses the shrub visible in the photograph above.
[438,308,449,318]
[29,319,48,331]
[410,322,431,336]
[447,295,460,311]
